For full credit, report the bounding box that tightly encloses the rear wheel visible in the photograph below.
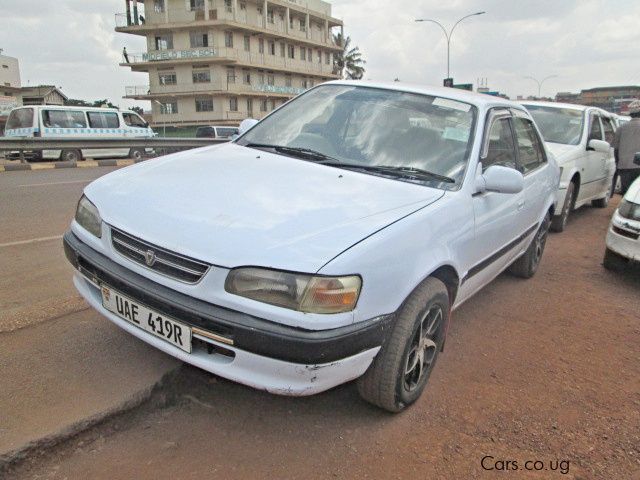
[551,181,576,232]
[603,248,627,271]
[592,181,612,208]
[509,213,551,278]
[59,149,82,162]
[129,148,144,161]
[357,277,449,413]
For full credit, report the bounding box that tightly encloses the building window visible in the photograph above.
[190,0,205,11]
[299,19,306,31]
[257,71,265,85]
[269,99,275,110]
[154,0,164,13]
[308,48,313,62]
[300,47,306,61]
[244,35,250,52]
[258,38,264,54]
[279,42,285,57]
[289,16,294,30]
[287,44,295,59]
[257,6,263,15]
[158,72,177,85]
[242,69,251,84]
[190,31,209,48]
[195,97,214,112]
[267,9,274,23]
[267,74,275,86]
[317,50,321,63]
[229,97,238,111]
[192,69,211,83]
[260,99,267,112]
[224,0,232,12]
[301,78,308,89]
[224,31,233,48]
[154,34,173,50]
[159,101,178,114]
[285,74,292,87]
[240,2,246,10]
[325,52,330,65]
[268,41,275,55]
[247,98,253,113]
[227,67,236,84]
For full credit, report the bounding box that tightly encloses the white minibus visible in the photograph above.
[4,105,155,162]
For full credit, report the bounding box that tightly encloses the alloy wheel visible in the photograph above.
[403,305,443,392]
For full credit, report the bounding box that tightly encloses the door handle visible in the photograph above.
[517,200,525,211]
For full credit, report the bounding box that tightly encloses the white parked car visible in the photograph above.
[64,81,559,412]
[521,102,616,232]
[604,175,640,270]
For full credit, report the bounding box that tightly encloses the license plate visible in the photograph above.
[101,286,192,353]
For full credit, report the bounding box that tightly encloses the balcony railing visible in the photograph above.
[125,83,307,98]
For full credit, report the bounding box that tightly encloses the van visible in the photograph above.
[4,105,155,162]
[195,125,239,140]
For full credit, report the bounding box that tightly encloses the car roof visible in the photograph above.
[324,80,527,112]
[198,125,238,129]
[520,100,614,117]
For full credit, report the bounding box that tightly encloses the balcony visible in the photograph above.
[120,47,338,78]
[125,82,306,99]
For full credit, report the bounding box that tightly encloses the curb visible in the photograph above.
[0,367,181,473]
[0,158,140,173]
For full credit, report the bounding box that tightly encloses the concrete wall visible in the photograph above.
[0,55,21,89]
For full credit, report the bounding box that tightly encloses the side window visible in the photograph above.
[123,113,147,127]
[88,112,120,129]
[513,117,546,173]
[483,117,517,170]
[6,108,34,129]
[42,110,87,128]
[602,117,615,144]
[588,114,603,141]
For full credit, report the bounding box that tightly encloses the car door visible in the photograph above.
[511,110,549,237]
[460,109,525,300]
[583,111,606,200]
[600,115,617,191]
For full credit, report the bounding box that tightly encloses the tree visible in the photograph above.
[333,33,366,80]
[64,98,119,109]
[130,106,144,115]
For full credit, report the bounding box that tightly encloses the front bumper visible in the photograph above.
[606,214,640,262]
[63,230,391,395]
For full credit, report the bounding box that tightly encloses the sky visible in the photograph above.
[1,0,639,110]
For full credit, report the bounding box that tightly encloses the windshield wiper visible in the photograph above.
[244,143,340,163]
[321,163,455,184]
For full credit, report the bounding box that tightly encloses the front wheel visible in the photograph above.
[129,148,144,161]
[509,213,551,278]
[592,182,612,208]
[59,149,82,162]
[551,181,576,232]
[357,277,449,413]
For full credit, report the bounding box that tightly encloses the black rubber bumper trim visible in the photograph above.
[63,230,394,364]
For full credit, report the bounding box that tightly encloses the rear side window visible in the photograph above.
[6,108,34,129]
[484,117,517,170]
[602,116,615,144]
[87,111,120,128]
[42,110,87,128]
[215,127,238,137]
[196,127,215,137]
[122,112,147,127]
[513,117,547,173]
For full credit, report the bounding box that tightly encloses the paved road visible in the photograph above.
[1,167,639,479]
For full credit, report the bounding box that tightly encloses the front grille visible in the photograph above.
[111,228,210,283]
[613,225,640,240]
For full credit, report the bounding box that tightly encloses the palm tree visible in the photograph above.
[333,33,366,80]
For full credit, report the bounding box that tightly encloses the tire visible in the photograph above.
[591,181,612,208]
[603,248,627,271]
[129,148,144,161]
[550,181,576,232]
[59,149,82,162]
[357,277,449,413]
[509,213,551,278]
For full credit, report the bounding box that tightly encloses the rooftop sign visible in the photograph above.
[142,48,217,62]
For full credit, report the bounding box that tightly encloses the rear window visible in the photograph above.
[6,108,34,129]
[216,127,238,137]
[42,110,87,128]
[87,111,120,129]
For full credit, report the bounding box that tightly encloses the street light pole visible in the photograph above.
[524,75,558,98]
[415,11,485,81]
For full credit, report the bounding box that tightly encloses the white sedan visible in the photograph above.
[64,81,559,412]
[521,102,616,232]
[604,176,640,269]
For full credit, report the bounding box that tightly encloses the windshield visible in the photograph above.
[237,85,477,189]
[524,105,584,145]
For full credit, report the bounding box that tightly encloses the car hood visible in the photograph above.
[625,177,640,204]
[545,142,579,163]
[85,143,444,273]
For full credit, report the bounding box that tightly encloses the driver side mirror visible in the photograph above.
[587,139,610,153]
[238,118,259,136]
[475,164,524,194]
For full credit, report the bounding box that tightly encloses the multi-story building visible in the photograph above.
[0,53,22,133]
[555,86,640,114]
[116,0,343,128]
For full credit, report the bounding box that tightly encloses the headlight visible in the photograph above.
[618,199,640,221]
[75,195,102,238]
[225,267,361,314]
